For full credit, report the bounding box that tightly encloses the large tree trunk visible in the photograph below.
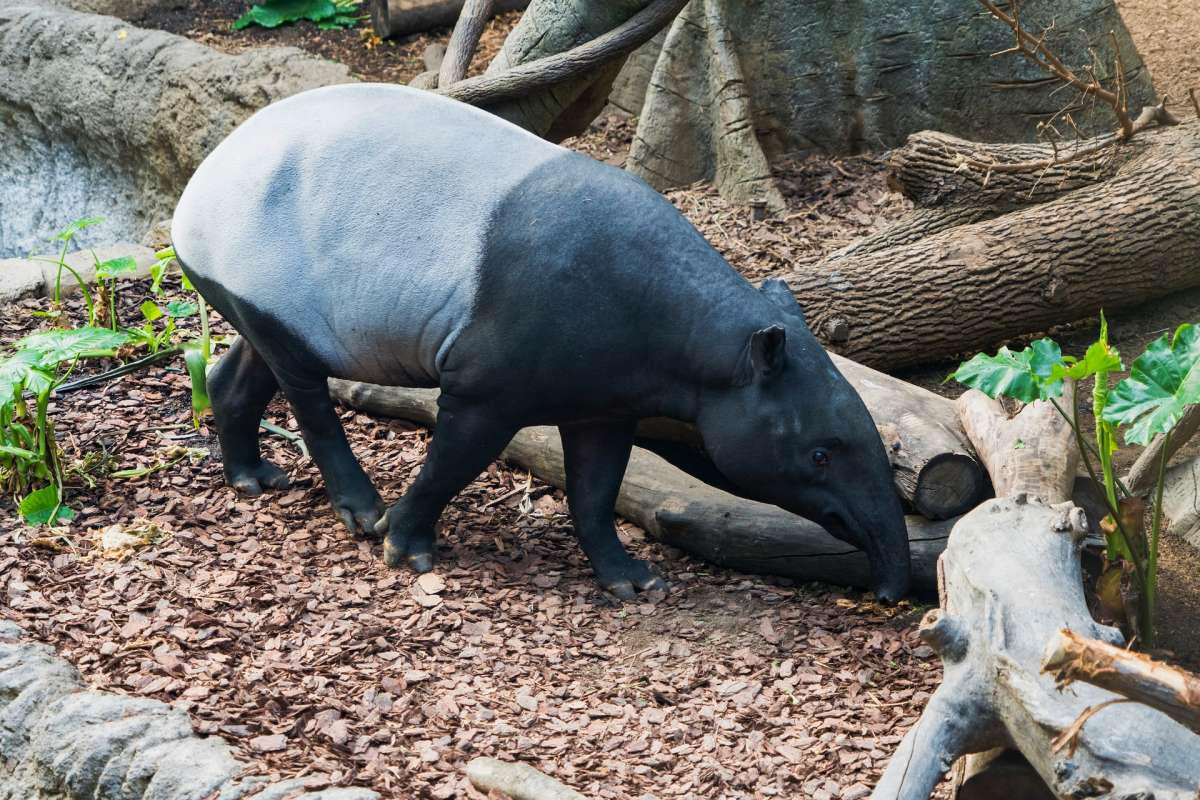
[328,350,989,521]
[786,116,1198,371]
[329,381,953,591]
[871,388,1200,799]
[618,0,1151,206]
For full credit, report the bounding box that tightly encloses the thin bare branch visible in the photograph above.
[439,0,494,87]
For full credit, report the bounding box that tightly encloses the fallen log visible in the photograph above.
[329,351,987,521]
[368,0,527,38]
[871,388,1200,800]
[328,380,953,591]
[1043,628,1200,736]
[787,116,1197,371]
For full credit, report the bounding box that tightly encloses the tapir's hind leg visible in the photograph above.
[208,337,290,496]
[560,420,668,600]
[377,402,516,572]
[273,372,385,538]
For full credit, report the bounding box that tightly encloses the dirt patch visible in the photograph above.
[1117,0,1200,106]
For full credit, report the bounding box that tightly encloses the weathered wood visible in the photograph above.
[871,392,1200,800]
[438,0,492,86]
[466,757,587,800]
[328,349,988,521]
[368,0,527,38]
[1043,628,1200,736]
[328,380,952,591]
[1160,453,1200,550]
[787,121,1200,371]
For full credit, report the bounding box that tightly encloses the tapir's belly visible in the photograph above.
[172,83,566,385]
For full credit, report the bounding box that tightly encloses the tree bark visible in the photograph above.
[328,380,953,591]
[328,349,989,521]
[620,0,1152,206]
[438,0,493,86]
[870,390,1200,799]
[1042,628,1200,736]
[368,0,527,38]
[787,120,1200,371]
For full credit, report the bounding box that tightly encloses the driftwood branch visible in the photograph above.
[871,391,1200,799]
[1043,628,1200,736]
[466,758,587,800]
[329,381,954,591]
[438,0,492,86]
[436,0,689,108]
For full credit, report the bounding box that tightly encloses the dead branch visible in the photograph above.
[1042,628,1200,736]
[439,0,492,87]
[437,0,689,107]
[466,758,588,800]
[977,0,1133,139]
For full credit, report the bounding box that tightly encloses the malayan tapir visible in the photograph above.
[172,83,911,601]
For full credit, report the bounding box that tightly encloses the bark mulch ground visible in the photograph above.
[0,278,941,798]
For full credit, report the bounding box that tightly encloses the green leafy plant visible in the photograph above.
[153,247,212,424]
[233,0,362,30]
[949,316,1200,646]
[30,216,104,326]
[95,254,140,331]
[0,327,131,525]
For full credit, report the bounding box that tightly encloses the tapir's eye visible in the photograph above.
[812,448,831,468]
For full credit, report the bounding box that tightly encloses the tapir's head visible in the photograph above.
[696,279,911,602]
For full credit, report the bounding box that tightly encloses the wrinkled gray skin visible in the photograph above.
[172,84,910,601]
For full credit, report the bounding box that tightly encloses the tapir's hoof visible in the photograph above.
[227,460,291,496]
[598,560,668,602]
[380,512,436,572]
[330,488,384,539]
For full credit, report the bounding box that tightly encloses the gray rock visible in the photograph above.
[0,258,44,302]
[0,0,353,258]
[0,623,380,799]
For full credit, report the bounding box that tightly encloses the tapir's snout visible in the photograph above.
[857,500,912,604]
[826,491,912,604]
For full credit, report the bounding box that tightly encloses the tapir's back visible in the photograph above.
[172,83,565,385]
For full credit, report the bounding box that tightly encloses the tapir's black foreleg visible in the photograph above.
[377,403,516,572]
[274,373,384,538]
[208,337,290,496]
[560,420,668,600]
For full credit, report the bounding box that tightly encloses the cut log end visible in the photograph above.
[909,451,990,521]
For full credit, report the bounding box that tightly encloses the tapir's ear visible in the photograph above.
[759,279,805,324]
[732,325,787,386]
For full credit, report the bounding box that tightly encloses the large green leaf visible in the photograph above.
[51,216,103,243]
[949,338,1065,402]
[233,0,337,29]
[1104,324,1200,445]
[0,351,54,406]
[17,327,132,367]
[18,485,75,526]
